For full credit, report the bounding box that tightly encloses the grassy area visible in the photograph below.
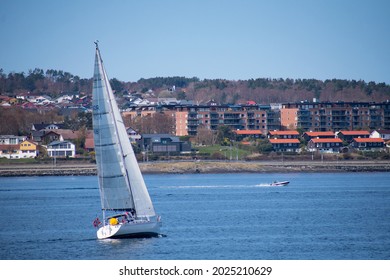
[0,158,38,164]
[195,144,251,160]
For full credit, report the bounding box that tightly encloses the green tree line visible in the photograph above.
[1,68,390,102]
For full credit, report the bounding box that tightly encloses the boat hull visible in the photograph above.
[270,181,289,186]
[97,220,161,239]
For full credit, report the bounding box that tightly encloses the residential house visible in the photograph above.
[127,96,151,107]
[20,102,38,110]
[30,95,53,105]
[350,138,385,152]
[84,137,94,153]
[268,138,301,152]
[267,130,300,139]
[15,93,30,101]
[51,129,91,142]
[302,131,335,142]
[0,96,18,106]
[43,131,63,144]
[30,130,45,144]
[46,141,76,158]
[158,97,179,106]
[337,130,370,142]
[54,94,75,104]
[32,123,65,131]
[307,138,343,153]
[0,139,38,159]
[139,134,192,154]
[370,129,390,140]
[0,144,20,159]
[0,135,26,145]
[126,127,142,142]
[19,140,38,158]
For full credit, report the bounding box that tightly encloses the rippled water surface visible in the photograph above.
[0,172,389,259]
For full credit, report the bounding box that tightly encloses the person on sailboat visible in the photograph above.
[109,217,118,225]
[125,211,135,223]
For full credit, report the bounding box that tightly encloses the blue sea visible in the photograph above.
[0,172,389,260]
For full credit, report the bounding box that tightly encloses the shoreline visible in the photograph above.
[1,160,390,177]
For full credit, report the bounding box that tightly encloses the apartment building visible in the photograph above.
[121,101,390,137]
[282,101,390,131]
[177,104,273,136]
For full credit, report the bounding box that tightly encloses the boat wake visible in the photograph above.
[163,184,262,189]
[255,183,275,187]
[255,182,289,187]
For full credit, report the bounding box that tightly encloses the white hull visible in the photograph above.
[270,181,289,186]
[97,219,161,239]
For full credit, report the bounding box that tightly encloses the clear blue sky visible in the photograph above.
[1,0,389,84]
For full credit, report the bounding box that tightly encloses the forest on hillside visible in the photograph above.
[1,68,390,104]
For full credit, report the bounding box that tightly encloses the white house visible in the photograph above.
[46,140,76,158]
[0,135,26,145]
[55,94,75,104]
[29,95,53,105]
[370,129,390,140]
[0,144,20,159]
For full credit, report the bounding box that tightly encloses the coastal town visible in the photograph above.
[1,89,390,162]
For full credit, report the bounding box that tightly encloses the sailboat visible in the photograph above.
[92,42,161,239]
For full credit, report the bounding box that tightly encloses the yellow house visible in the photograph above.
[19,140,38,158]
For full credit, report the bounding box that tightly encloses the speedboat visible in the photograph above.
[270,181,289,186]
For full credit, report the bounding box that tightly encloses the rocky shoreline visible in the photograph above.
[0,160,390,177]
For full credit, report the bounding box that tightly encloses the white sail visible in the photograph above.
[92,46,156,217]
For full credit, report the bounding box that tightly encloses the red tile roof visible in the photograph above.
[353,138,384,143]
[310,138,342,143]
[85,138,94,149]
[339,130,370,135]
[304,131,335,137]
[268,130,299,135]
[0,144,20,150]
[246,100,257,105]
[269,139,300,144]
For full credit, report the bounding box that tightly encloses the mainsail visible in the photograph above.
[92,44,156,217]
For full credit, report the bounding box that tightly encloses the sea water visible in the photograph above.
[0,172,389,260]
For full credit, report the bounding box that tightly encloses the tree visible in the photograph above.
[216,125,234,145]
[256,139,273,153]
[195,125,216,145]
[0,107,63,135]
[131,112,175,134]
[110,78,124,92]
[176,91,186,100]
